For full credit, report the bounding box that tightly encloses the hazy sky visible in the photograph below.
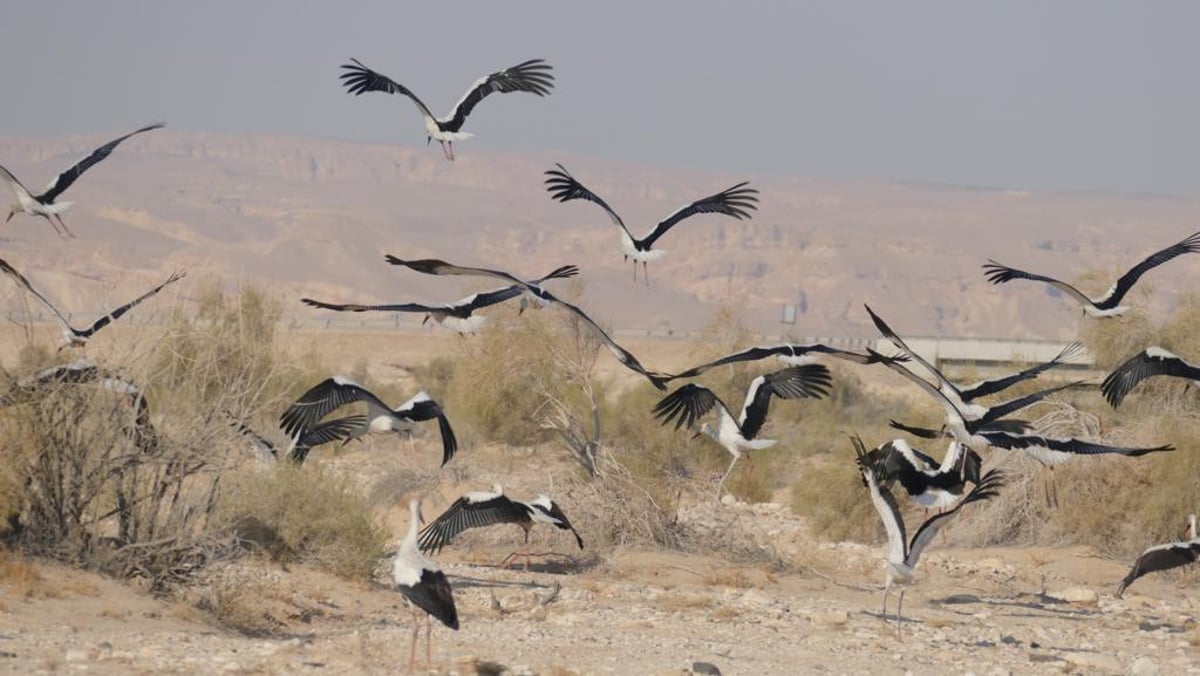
[2,2,1197,195]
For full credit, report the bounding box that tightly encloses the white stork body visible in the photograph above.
[982,230,1200,317]
[653,365,832,499]
[340,58,554,161]
[394,500,458,671]
[0,122,165,237]
[856,437,981,511]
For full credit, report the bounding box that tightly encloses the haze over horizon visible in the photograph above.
[2,2,1197,196]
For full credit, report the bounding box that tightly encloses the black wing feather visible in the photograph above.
[652,383,721,431]
[443,59,555,130]
[1101,348,1200,408]
[643,182,759,248]
[417,494,530,554]
[40,122,165,202]
[1102,230,1200,308]
[959,341,1084,401]
[1117,541,1200,597]
[338,58,437,120]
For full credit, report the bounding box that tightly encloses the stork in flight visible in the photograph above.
[982,230,1200,317]
[653,365,832,499]
[1100,347,1200,409]
[417,484,584,570]
[0,258,185,351]
[279,377,458,466]
[1117,513,1200,597]
[545,163,758,285]
[0,122,165,237]
[301,264,577,335]
[340,58,554,161]
[385,255,670,390]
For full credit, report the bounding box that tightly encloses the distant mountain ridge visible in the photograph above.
[1,130,1198,340]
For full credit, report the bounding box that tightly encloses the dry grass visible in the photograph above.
[215,463,386,579]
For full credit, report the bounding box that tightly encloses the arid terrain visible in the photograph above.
[1,131,1200,340]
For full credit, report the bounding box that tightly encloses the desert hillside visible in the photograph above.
[1,131,1199,339]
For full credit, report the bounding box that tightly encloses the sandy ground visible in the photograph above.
[2,491,1198,676]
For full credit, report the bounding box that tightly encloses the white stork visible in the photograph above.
[226,412,367,466]
[866,304,1084,420]
[544,164,759,285]
[1101,347,1200,408]
[1117,513,1200,597]
[982,230,1200,317]
[417,484,583,570]
[279,377,457,466]
[394,499,458,671]
[0,258,185,351]
[855,438,1005,630]
[340,58,554,161]
[301,264,577,335]
[384,255,670,390]
[662,342,883,384]
[852,435,981,511]
[0,122,165,237]
[653,365,832,499]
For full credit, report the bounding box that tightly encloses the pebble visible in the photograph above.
[1130,656,1160,676]
[1048,587,1099,605]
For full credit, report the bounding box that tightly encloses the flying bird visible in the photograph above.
[855,436,982,511]
[301,264,578,335]
[417,484,583,570]
[1117,514,1200,597]
[975,429,1174,507]
[340,58,554,161]
[279,377,457,466]
[1100,347,1200,409]
[982,230,1200,317]
[653,365,832,499]
[385,255,669,390]
[226,412,367,466]
[866,304,1084,419]
[663,342,884,383]
[394,500,458,672]
[0,122,165,237]
[0,258,185,350]
[544,164,759,285]
[855,436,1005,630]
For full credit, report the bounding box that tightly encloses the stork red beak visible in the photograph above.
[4,211,12,223]
[422,314,430,326]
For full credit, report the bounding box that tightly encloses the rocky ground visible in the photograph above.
[1,497,1198,675]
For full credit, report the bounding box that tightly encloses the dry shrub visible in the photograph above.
[790,455,881,543]
[559,456,681,550]
[199,566,285,637]
[215,463,386,579]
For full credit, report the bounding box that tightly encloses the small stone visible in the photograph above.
[1064,652,1121,672]
[809,610,849,629]
[64,650,90,662]
[1130,656,1160,676]
[1048,587,1099,605]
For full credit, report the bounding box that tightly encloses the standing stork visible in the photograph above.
[982,230,1200,317]
[0,122,165,237]
[384,255,669,390]
[544,164,759,285]
[417,484,584,570]
[0,258,185,351]
[394,500,458,672]
[339,58,554,161]
[854,436,1005,630]
[1117,513,1200,597]
[279,377,457,466]
[653,365,832,499]
[1100,347,1200,408]
[300,264,577,335]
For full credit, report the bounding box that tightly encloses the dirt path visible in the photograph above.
[2,498,1198,675]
